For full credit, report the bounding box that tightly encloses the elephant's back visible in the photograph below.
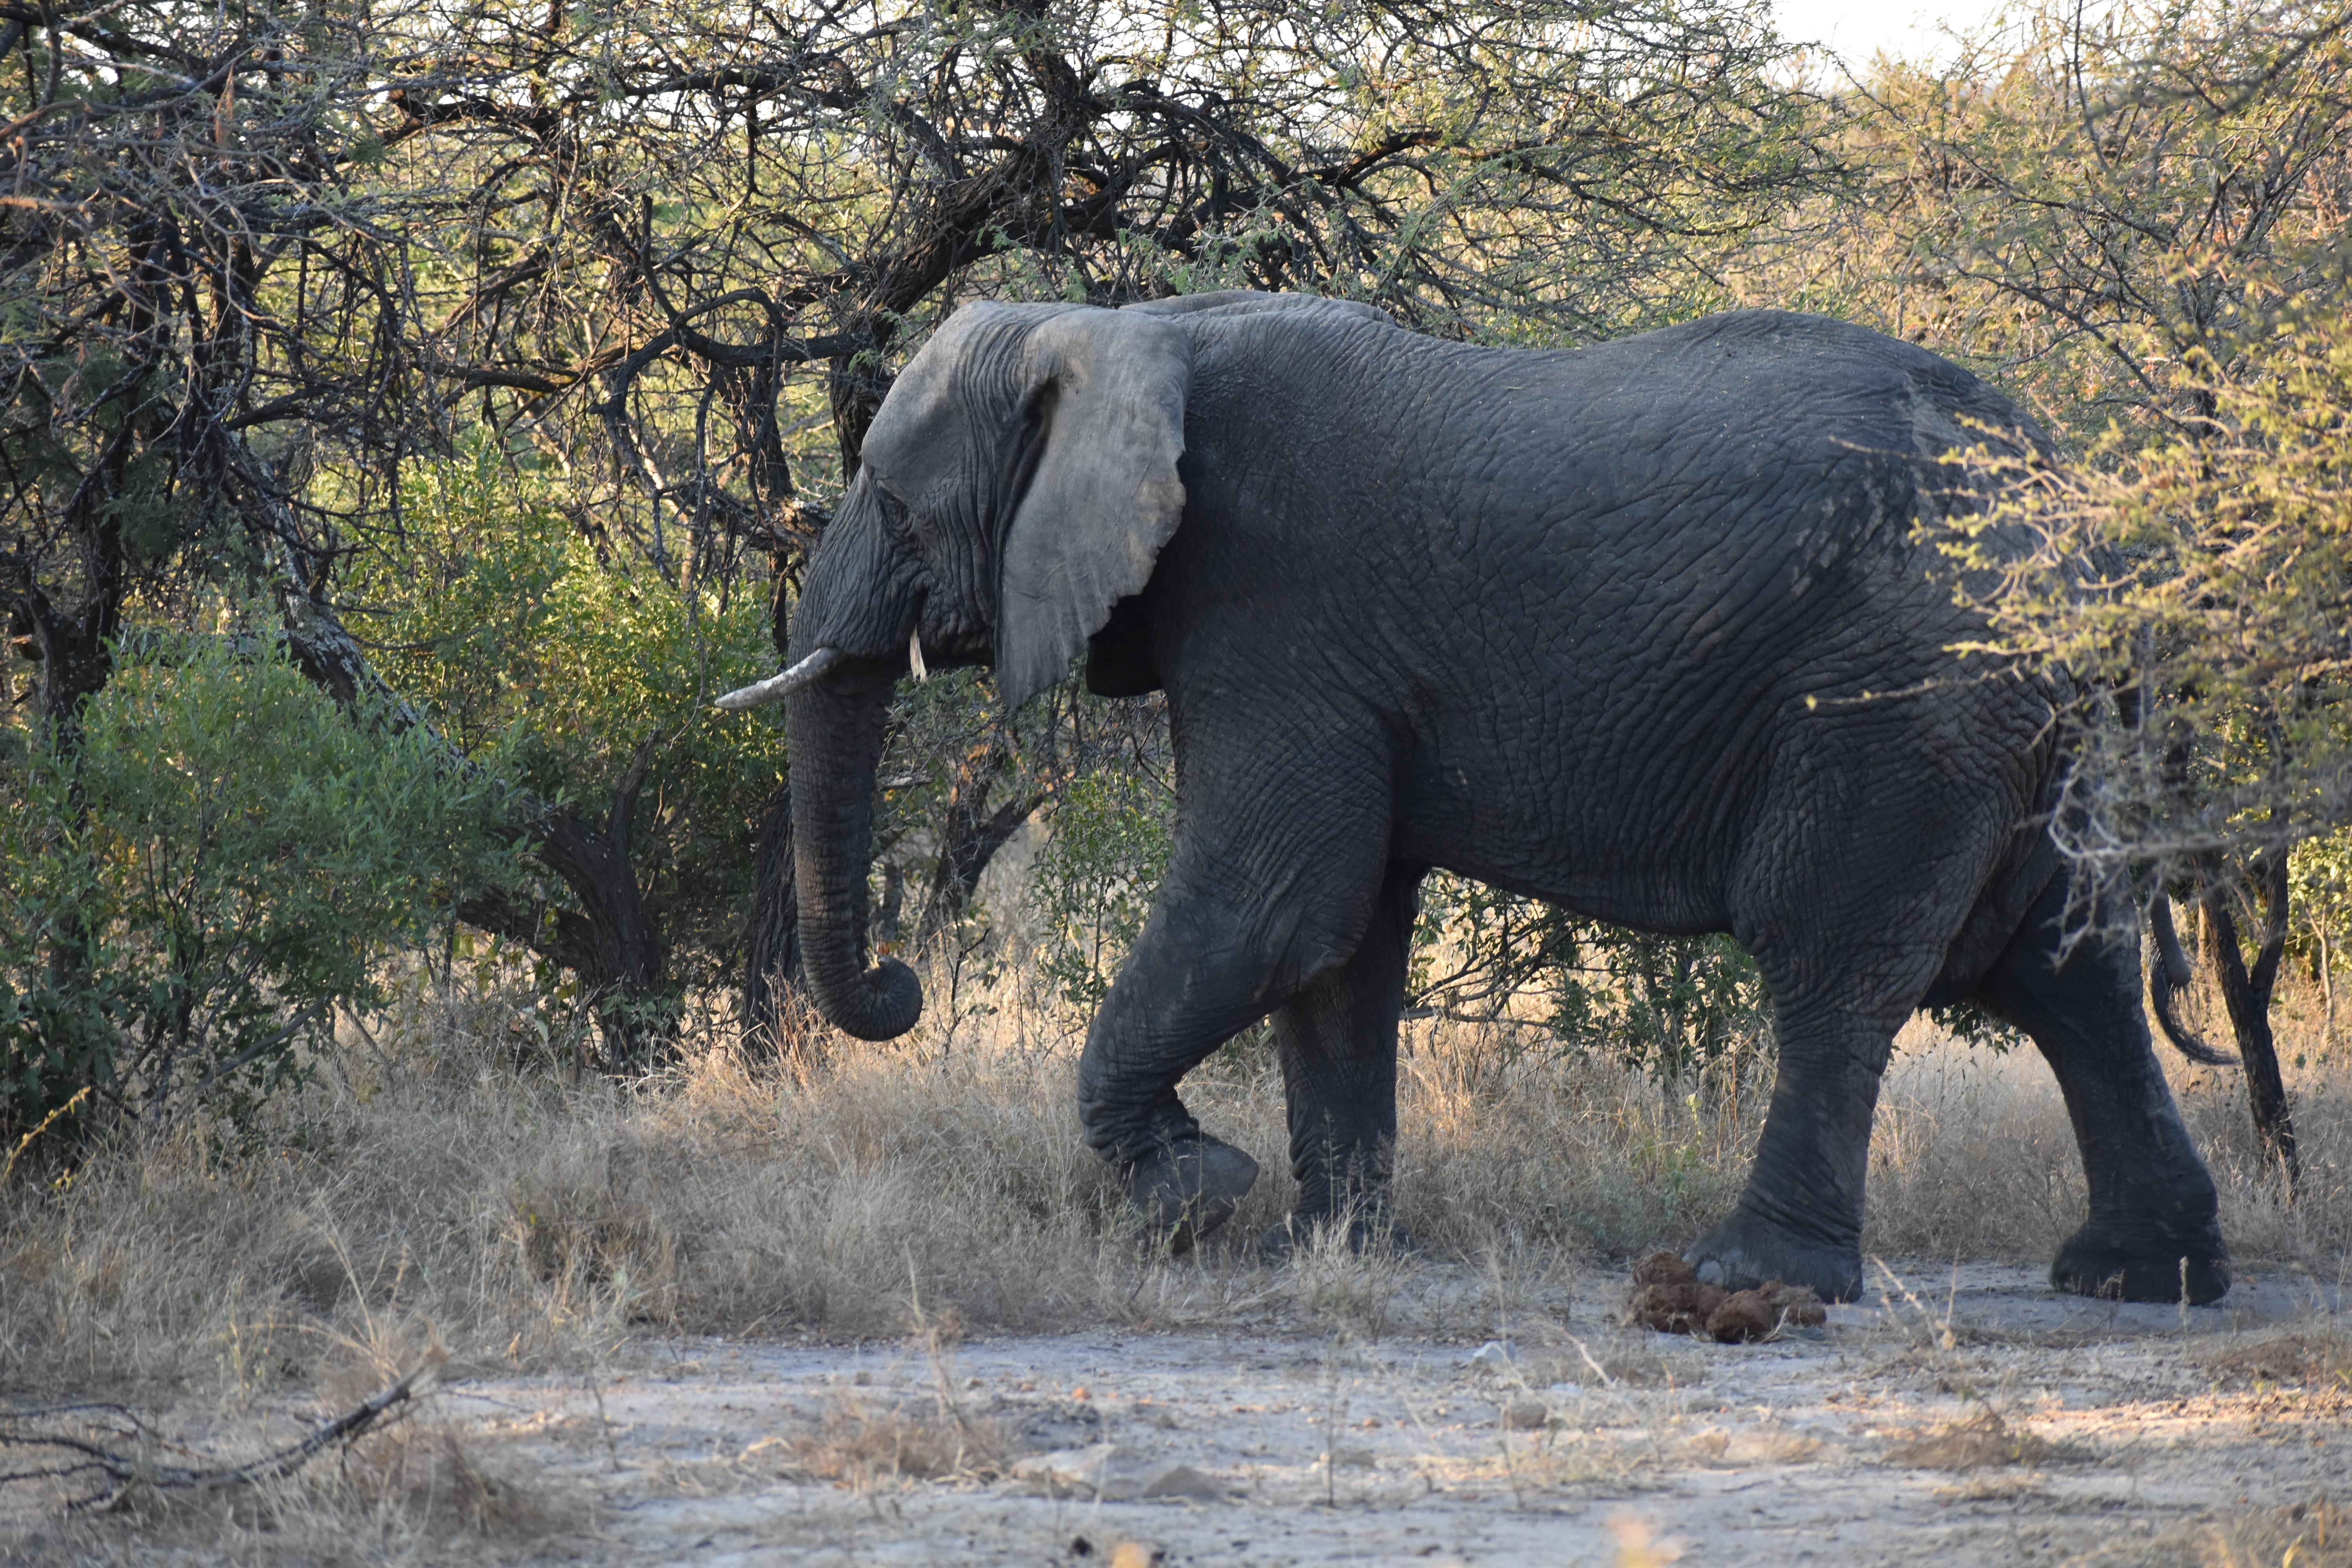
[1368,312,2030,670]
[1322,312,2053,924]
[1413,309,2040,525]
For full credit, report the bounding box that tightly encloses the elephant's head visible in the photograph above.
[774,302,1196,1041]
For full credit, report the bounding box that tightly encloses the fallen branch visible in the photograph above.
[0,1348,446,1510]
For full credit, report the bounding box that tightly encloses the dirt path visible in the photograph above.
[426,1261,2344,1566]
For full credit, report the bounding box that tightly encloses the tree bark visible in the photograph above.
[913,739,1042,951]
[2198,857,2299,1190]
[739,780,804,1055]
[508,741,671,1068]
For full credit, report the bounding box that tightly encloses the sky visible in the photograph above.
[1772,0,2023,67]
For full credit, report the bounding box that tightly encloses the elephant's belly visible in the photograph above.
[1392,760,1744,937]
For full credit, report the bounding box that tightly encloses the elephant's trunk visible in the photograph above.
[784,659,922,1040]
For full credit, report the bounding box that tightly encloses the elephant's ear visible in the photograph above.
[993,309,1194,711]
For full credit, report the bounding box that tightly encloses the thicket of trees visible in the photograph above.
[4,0,2348,1174]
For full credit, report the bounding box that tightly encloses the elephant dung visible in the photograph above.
[1632,1250,1699,1289]
[1762,1280,1829,1328]
[1625,1250,1724,1333]
[1625,1252,1827,1340]
[1705,1290,1776,1342]
[1629,1279,1728,1335]
[1704,1281,1831,1343]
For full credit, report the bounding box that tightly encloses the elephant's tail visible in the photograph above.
[2147,897,2241,1068]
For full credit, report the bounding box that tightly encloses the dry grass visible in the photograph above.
[2072,1498,2352,1568]
[2193,1498,2352,1568]
[2205,1325,2352,1388]
[0,952,2346,1417]
[773,1394,1002,1485]
[1882,1405,2082,1470]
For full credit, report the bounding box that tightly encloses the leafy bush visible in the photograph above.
[0,628,517,1136]
[1030,768,1174,1011]
[353,450,786,991]
[1410,875,1771,1085]
[1546,928,1771,1085]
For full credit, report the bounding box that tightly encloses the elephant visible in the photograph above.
[747,288,2229,1305]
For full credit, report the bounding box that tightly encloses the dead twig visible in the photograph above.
[0,1347,446,1510]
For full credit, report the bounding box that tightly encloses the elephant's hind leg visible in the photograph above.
[1973,872,2228,1303]
[1683,982,1912,1303]
[1690,744,2015,1303]
[1263,860,1425,1255]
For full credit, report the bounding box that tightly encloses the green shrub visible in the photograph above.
[1030,768,1173,1011]
[352,449,786,991]
[0,627,517,1137]
[1410,875,1772,1085]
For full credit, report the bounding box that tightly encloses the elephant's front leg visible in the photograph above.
[1265,861,1425,1255]
[1076,740,1395,1252]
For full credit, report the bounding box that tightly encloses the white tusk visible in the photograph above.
[909,629,928,682]
[713,646,844,711]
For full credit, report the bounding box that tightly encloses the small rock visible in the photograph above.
[1016,1446,1225,1502]
[1138,1462,1226,1500]
[1501,1399,1548,1430]
[1547,1382,1583,1397]
[1465,1339,1518,1367]
[1014,1443,1130,1497]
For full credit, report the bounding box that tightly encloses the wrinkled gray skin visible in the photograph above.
[783,290,2228,1304]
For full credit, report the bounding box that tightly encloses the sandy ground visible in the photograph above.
[6,1259,2345,1565]
[400,1260,2345,1567]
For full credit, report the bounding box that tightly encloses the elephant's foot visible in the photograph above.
[1123,1134,1259,1254]
[1256,1208,1416,1261]
[2051,1223,2230,1304]
[1685,1207,1861,1304]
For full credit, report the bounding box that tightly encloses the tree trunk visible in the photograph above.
[912,738,1041,950]
[5,498,130,1133]
[2316,919,2338,1053]
[739,563,810,1056]
[2198,858,2299,1190]
[739,780,804,1055]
